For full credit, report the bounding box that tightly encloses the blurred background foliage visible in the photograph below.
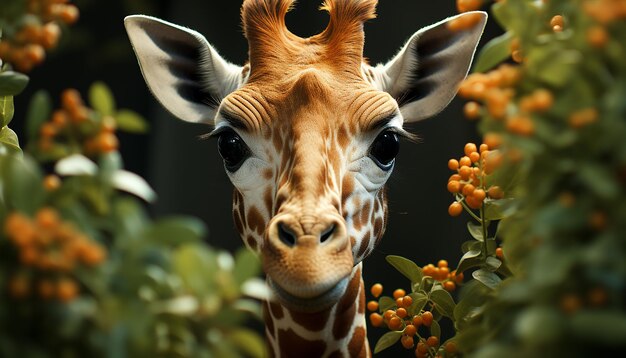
[1,1,266,357]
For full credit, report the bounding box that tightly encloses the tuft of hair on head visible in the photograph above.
[241,0,295,42]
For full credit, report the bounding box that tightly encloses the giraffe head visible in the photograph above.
[125,0,486,312]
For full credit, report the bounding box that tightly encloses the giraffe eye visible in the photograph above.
[369,130,399,170]
[217,129,250,171]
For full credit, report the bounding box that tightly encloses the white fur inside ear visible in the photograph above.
[124,15,245,123]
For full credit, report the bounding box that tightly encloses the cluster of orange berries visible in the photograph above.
[447,142,505,216]
[3,208,106,301]
[39,89,119,156]
[448,0,485,31]
[0,1,79,72]
[422,260,464,292]
[367,284,457,357]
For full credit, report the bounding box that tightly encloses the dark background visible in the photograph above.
[13,0,499,352]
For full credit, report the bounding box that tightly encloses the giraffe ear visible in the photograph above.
[124,15,246,124]
[367,11,487,123]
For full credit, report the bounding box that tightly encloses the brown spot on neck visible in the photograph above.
[277,328,327,357]
[288,307,332,332]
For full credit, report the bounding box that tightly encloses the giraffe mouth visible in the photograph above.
[267,276,350,313]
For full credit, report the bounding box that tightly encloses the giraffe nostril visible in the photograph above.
[278,223,297,247]
[320,225,335,243]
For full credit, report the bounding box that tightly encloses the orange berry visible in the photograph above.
[469,151,480,163]
[81,244,106,266]
[439,267,450,278]
[550,15,564,28]
[507,115,535,136]
[43,175,61,191]
[367,300,379,312]
[388,316,403,330]
[569,108,599,128]
[448,202,463,217]
[487,186,504,200]
[449,174,461,182]
[401,335,415,349]
[426,336,439,347]
[371,283,383,298]
[393,288,406,300]
[51,110,68,127]
[459,156,472,168]
[533,89,554,112]
[24,44,46,64]
[412,315,423,327]
[423,264,436,277]
[437,260,448,268]
[404,324,417,337]
[69,106,89,123]
[464,143,477,157]
[396,297,405,308]
[58,4,80,24]
[40,123,57,138]
[444,281,456,292]
[560,294,582,314]
[20,246,40,266]
[496,247,504,259]
[421,311,433,327]
[511,50,523,63]
[457,0,483,13]
[36,208,60,229]
[41,22,61,49]
[383,309,396,322]
[587,26,609,48]
[462,184,476,197]
[397,307,408,318]
[448,159,459,171]
[463,101,481,120]
[447,180,461,194]
[459,166,472,180]
[56,278,79,302]
[455,272,465,284]
[465,195,483,209]
[97,133,119,153]
[416,341,429,355]
[445,341,458,353]
[402,295,413,308]
[61,89,83,111]
[483,132,502,149]
[472,188,486,202]
[370,312,384,327]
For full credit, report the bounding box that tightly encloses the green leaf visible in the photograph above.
[0,71,29,96]
[430,319,441,340]
[472,269,502,290]
[25,90,52,142]
[472,31,514,73]
[89,82,116,116]
[456,249,482,274]
[173,243,219,294]
[579,163,620,199]
[229,329,267,358]
[3,155,44,215]
[0,127,21,153]
[378,296,396,312]
[486,256,502,271]
[112,170,157,202]
[485,198,517,221]
[430,288,456,318]
[234,249,261,285]
[145,216,206,246]
[407,292,429,316]
[386,255,423,285]
[115,109,149,133]
[374,331,403,354]
[467,221,484,241]
[0,95,14,127]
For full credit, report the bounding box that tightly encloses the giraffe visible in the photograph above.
[125,1,486,356]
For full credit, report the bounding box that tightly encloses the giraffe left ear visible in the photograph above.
[125,15,246,124]
[367,11,487,123]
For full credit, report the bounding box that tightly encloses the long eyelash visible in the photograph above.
[200,126,232,141]
[385,127,420,143]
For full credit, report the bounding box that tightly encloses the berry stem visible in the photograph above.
[480,204,489,260]
[457,195,482,222]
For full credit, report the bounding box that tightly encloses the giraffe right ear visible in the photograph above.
[124,15,246,124]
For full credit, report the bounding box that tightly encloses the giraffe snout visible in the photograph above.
[262,213,354,306]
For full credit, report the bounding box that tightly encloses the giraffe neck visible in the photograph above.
[264,263,370,357]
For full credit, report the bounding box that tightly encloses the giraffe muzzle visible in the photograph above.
[262,213,354,311]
